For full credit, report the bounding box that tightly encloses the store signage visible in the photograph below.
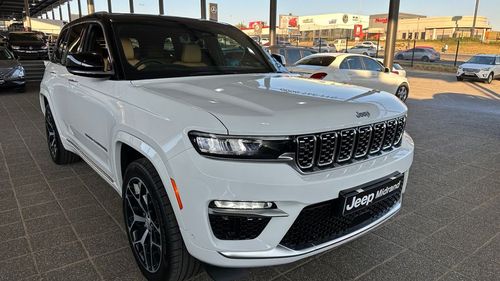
[302,18,314,24]
[354,24,363,37]
[375,18,388,23]
[342,14,349,23]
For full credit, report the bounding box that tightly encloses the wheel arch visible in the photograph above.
[114,132,188,231]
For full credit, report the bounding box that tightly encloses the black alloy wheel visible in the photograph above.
[44,105,79,164]
[124,176,163,273]
[396,85,409,102]
[123,159,201,281]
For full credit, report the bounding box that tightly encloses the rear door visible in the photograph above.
[337,55,365,85]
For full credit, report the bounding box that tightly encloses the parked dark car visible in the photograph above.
[0,47,25,91]
[264,45,317,66]
[7,32,48,60]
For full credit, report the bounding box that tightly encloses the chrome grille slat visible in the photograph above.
[296,135,316,169]
[355,125,373,158]
[295,117,406,172]
[393,117,406,146]
[317,132,337,166]
[370,122,386,154]
[382,120,398,150]
[337,129,356,163]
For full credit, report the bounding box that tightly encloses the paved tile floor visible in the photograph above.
[0,71,498,281]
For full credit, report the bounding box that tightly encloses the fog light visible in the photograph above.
[212,200,274,209]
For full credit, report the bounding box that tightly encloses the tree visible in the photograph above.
[235,22,246,29]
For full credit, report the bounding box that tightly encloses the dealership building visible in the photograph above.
[240,13,369,41]
[369,13,492,40]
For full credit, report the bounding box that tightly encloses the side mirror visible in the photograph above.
[384,67,391,73]
[66,52,113,78]
[271,53,286,66]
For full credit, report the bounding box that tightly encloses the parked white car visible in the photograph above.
[359,41,382,49]
[376,58,407,77]
[290,53,410,101]
[40,14,413,281]
[456,54,500,84]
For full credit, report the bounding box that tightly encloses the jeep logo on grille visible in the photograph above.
[356,111,370,118]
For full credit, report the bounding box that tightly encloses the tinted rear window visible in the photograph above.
[295,56,335,66]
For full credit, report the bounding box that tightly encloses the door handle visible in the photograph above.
[49,71,57,75]
[68,78,79,83]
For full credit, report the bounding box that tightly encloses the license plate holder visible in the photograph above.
[340,174,404,216]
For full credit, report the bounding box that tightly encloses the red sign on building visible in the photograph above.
[354,24,363,37]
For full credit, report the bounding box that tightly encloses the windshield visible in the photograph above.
[467,56,495,65]
[114,21,274,80]
[0,48,14,60]
[9,33,42,42]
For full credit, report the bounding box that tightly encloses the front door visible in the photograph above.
[64,23,116,177]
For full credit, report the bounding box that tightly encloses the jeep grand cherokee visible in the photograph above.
[40,13,414,281]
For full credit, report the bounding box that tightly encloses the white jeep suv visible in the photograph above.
[40,14,414,281]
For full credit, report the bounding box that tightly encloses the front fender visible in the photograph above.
[113,131,187,231]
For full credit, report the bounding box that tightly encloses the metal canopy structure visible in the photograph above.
[1,0,401,69]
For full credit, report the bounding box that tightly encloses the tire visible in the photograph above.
[45,105,80,164]
[123,158,201,281]
[395,85,409,102]
[485,73,493,84]
[421,56,430,62]
[396,54,404,60]
[456,76,463,81]
[15,85,26,93]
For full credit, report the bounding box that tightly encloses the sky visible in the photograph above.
[59,0,499,30]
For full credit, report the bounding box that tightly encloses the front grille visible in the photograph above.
[280,190,401,250]
[463,68,480,73]
[209,214,270,240]
[295,117,406,172]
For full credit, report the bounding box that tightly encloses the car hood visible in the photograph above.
[131,73,407,135]
[460,63,491,69]
[0,59,19,69]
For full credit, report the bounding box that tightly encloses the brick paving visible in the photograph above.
[0,71,498,281]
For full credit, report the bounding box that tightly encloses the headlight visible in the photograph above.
[481,67,492,71]
[6,66,25,78]
[188,131,293,159]
[41,45,48,50]
[11,45,20,50]
[458,66,463,69]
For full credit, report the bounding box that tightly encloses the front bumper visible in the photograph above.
[0,77,25,89]
[456,69,490,80]
[168,133,414,267]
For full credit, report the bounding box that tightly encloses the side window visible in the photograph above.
[340,56,363,70]
[496,56,500,64]
[62,24,85,65]
[286,49,301,64]
[83,24,112,71]
[53,28,68,63]
[302,50,314,57]
[362,57,383,72]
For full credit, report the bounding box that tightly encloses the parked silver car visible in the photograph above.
[347,45,377,57]
[395,48,440,62]
[0,47,25,92]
